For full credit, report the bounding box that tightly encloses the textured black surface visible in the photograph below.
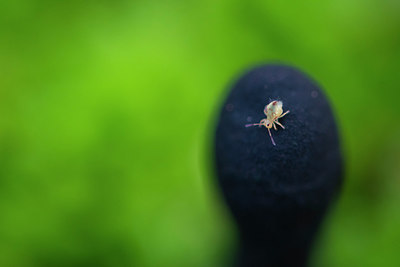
[214,65,343,267]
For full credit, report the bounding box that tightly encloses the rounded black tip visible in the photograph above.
[214,65,343,266]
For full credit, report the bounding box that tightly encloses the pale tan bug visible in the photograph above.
[245,100,290,146]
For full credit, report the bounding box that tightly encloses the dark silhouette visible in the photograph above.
[215,65,343,267]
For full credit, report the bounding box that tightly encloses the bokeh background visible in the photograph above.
[1,0,400,266]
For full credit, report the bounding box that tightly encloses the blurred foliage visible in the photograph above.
[0,0,400,266]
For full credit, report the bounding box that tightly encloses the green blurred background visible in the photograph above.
[1,0,400,266]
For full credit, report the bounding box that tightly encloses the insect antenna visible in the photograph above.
[268,128,276,146]
[245,123,262,128]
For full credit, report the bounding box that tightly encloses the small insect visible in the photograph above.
[245,100,290,146]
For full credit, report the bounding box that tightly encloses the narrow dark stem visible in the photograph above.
[235,207,326,267]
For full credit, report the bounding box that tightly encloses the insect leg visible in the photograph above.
[267,128,276,146]
[279,110,290,118]
[273,122,277,131]
[275,120,285,129]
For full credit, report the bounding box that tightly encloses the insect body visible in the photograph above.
[245,100,290,146]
